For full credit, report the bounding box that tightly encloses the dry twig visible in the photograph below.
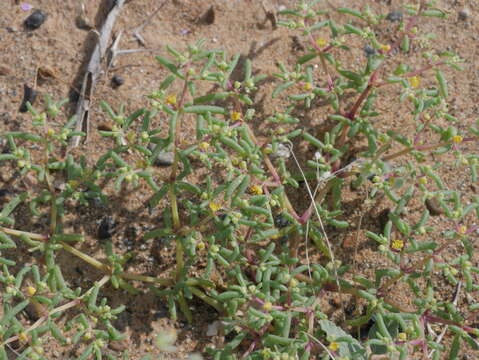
[69,0,126,148]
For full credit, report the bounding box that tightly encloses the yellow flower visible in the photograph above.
[418,176,428,185]
[199,142,210,151]
[230,111,241,121]
[165,94,177,106]
[408,76,420,88]
[380,43,391,52]
[68,180,79,188]
[303,82,312,90]
[197,241,205,250]
[458,225,467,235]
[47,128,55,136]
[26,286,37,296]
[262,301,273,311]
[19,332,29,343]
[249,185,263,195]
[391,238,404,250]
[328,341,339,352]
[452,135,463,143]
[398,332,407,341]
[209,202,221,212]
[316,38,327,47]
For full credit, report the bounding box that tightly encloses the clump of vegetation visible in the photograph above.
[1,1,478,359]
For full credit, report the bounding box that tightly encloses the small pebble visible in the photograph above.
[425,198,444,216]
[199,5,215,24]
[459,8,470,21]
[98,216,117,240]
[274,214,291,228]
[363,44,376,57]
[153,151,175,167]
[269,143,290,160]
[109,340,128,352]
[24,9,47,30]
[386,10,403,22]
[19,84,37,113]
[111,74,124,88]
[0,65,12,76]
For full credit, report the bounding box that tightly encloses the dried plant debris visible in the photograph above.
[19,84,38,113]
[76,3,93,30]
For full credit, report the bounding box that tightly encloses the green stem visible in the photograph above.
[177,291,193,323]
[0,227,47,241]
[189,286,224,313]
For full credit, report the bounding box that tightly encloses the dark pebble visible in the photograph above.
[199,6,215,24]
[363,44,376,57]
[274,214,291,228]
[111,75,124,88]
[122,238,134,251]
[459,8,470,21]
[19,84,37,113]
[386,10,403,22]
[153,151,175,167]
[98,216,117,240]
[24,10,48,30]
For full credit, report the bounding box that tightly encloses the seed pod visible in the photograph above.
[24,10,48,30]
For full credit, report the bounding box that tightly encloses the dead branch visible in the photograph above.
[69,0,126,148]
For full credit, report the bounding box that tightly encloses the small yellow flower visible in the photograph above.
[26,286,37,297]
[209,202,222,212]
[47,128,55,136]
[197,241,205,250]
[262,301,273,311]
[398,332,407,341]
[165,94,177,106]
[303,82,312,91]
[68,180,79,188]
[199,142,210,151]
[452,135,463,143]
[316,38,327,47]
[19,332,29,343]
[391,238,404,250]
[380,44,391,52]
[458,225,467,235]
[328,341,339,352]
[408,76,420,88]
[249,185,263,195]
[418,176,428,185]
[230,111,241,121]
